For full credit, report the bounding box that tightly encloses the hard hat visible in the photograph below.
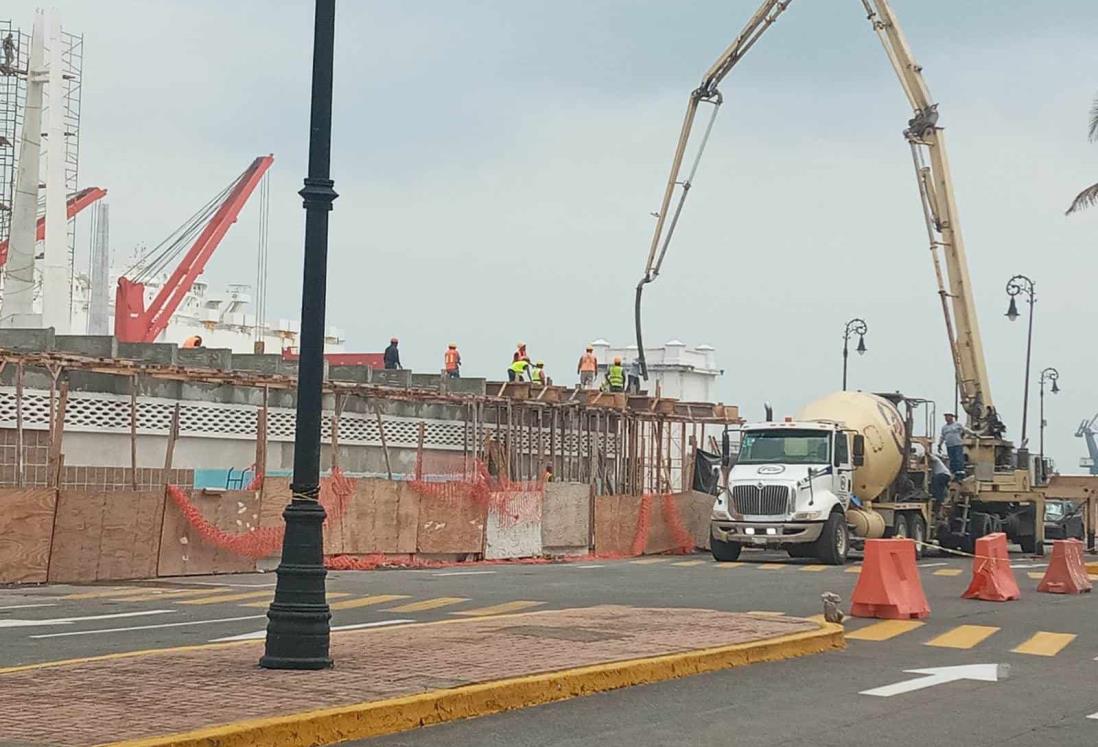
[517,341,525,347]
[448,343,457,348]
[586,346,593,351]
[536,360,544,366]
[614,356,622,364]
[390,337,398,343]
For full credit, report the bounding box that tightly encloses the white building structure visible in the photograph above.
[590,339,722,402]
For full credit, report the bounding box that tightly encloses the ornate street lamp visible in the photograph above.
[1038,367,1060,484]
[842,318,868,391]
[261,0,337,670]
[1004,274,1035,456]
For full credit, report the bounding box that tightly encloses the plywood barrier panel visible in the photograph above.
[340,480,419,555]
[96,491,165,581]
[593,494,642,556]
[0,488,57,584]
[676,491,715,551]
[416,491,486,555]
[48,490,107,583]
[258,477,291,528]
[643,492,711,555]
[542,482,590,549]
[157,490,258,577]
[485,491,542,560]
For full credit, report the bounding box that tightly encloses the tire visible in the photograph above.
[890,513,911,540]
[711,535,742,562]
[910,514,927,560]
[787,544,813,559]
[814,511,849,566]
[1018,534,1038,555]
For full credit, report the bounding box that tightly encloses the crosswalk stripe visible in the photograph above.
[926,624,999,649]
[62,587,164,600]
[385,597,468,613]
[759,564,786,570]
[329,594,410,611]
[846,619,925,641]
[933,569,964,577]
[108,588,236,603]
[630,558,670,565]
[844,566,861,574]
[799,565,827,572]
[746,611,785,617]
[452,601,543,617]
[240,593,351,609]
[1011,632,1076,657]
[715,562,743,569]
[179,591,273,605]
[671,560,707,567]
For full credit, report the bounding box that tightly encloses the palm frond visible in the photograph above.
[1090,94,1098,142]
[1066,181,1098,215]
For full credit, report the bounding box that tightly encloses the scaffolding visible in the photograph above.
[0,20,29,248]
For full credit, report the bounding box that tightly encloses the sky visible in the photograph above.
[10,0,1098,470]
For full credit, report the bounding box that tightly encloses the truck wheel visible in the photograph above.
[814,511,848,566]
[1018,534,1038,555]
[890,513,911,540]
[787,544,813,559]
[910,514,927,559]
[711,535,742,562]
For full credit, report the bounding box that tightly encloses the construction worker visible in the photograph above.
[443,343,461,378]
[513,341,527,363]
[577,345,597,388]
[530,360,547,386]
[384,337,402,370]
[508,356,530,382]
[182,335,203,348]
[541,463,554,483]
[606,356,625,392]
[938,413,972,479]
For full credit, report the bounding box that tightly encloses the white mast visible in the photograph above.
[40,8,69,332]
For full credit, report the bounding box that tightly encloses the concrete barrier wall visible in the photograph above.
[542,483,591,555]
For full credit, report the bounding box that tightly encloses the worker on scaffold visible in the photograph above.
[443,343,461,378]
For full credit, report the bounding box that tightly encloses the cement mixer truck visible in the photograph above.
[710,391,1040,565]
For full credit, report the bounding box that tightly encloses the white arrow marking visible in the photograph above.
[1087,712,1098,720]
[860,664,1006,697]
[0,610,174,629]
[0,603,57,611]
[30,614,264,638]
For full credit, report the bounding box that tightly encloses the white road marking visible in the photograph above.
[432,571,496,577]
[0,610,175,629]
[860,664,1005,697]
[211,618,415,642]
[1010,563,1047,569]
[575,565,605,569]
[171,581,277,588]
[1087,712,1098,720]
[30,615,265,639]
[0,603,57,611]
[917,562,949,568]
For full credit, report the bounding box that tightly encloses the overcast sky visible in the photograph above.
[12,1,1097,470]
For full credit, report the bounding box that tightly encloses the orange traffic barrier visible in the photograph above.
[850,538,930,620]
[1037,539,1093,595]
[962,532,1020,602]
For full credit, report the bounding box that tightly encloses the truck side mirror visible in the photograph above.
[721,430,731,467]
[852,434,865,467]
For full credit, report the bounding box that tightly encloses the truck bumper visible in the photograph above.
[711,520,824,547]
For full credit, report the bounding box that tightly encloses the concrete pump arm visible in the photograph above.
[634,0,1002,437]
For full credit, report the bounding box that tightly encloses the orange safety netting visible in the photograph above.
[164,468,355,560]
[408,454,545,528]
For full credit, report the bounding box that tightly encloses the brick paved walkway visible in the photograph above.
[0,606,820,746]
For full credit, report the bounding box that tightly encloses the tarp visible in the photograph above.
[693,448,722,495]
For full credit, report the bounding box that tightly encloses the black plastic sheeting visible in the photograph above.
[692,448,722,495]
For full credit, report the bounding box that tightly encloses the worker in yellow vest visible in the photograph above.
[508,356,530,382]
[605,356,625,392]
[530,360,548,386]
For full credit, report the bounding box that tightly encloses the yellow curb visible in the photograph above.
[101,621,844,747]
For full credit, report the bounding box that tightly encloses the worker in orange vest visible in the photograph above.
[182,335,203,349]
[513,341,527,363]
[443,343,461,378]
[577,345,597,389]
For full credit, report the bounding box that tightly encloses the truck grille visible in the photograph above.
[731,485,791,516]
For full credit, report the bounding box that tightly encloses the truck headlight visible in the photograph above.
[794,511,824,521]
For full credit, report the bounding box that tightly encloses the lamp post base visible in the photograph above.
[259,498,332,670]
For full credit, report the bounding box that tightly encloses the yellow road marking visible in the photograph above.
[926,625,999,649]
[62,587,164,600]
[844,566,861,574]
[108,588,237,603]
[329,595,410,611]
[799,565,827,572]
[933,568,963,577]
[671,560,707,567]
[241,593,350,609]
[630,558,670,565]
[385,597,468,613]
[846,619,925,641]
[806,614,827,623]
[759,564,786,570]
[715,562,743,569]
[1027,572,1045,580]
[1011,632,1076,657]
[178,591,273,605]
[453,601,544,617]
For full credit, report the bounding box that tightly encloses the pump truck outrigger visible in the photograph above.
[636,0,1046,564]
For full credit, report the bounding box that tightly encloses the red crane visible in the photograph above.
[0,186,108,266]
[115,155,273,343]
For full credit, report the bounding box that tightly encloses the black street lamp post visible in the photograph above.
[1004,274,1035,461]
[260,0,337,670]
[1038,366,1060,484]
[841,318,868,391]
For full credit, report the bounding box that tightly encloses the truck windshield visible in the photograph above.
[738,429,830,465]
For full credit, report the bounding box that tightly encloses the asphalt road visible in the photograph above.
[2,549,1095,745]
